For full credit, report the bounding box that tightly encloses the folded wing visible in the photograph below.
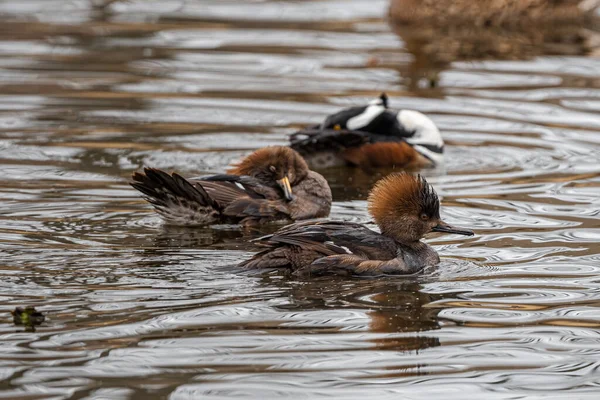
[131,169,291,226]
[240,221,400,273]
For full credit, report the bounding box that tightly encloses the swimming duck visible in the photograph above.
[131,146,332,226]
[239,172,473,276]
[290,94,443,170]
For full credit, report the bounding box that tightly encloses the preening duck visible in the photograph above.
[290,94,443,170]
[239,172,473,276]
[131,146,332,226]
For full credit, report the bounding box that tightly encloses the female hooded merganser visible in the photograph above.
[131,146,332,226]
[239,172,473,276]
[290,94,443,170]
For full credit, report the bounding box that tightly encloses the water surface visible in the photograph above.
[0,1,600,399]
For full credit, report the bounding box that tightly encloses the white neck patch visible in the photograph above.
[398,110,444,149]
[346,103,386,131]
[413,145,445,166]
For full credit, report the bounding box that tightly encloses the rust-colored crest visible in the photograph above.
[228,146,309,182]
[367,172,439,223]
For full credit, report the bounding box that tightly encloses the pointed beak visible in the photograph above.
[277,176,294,201]
[431,220,474,236]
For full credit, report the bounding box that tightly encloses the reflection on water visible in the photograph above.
[0,0,599,399]
[389,0,597,90]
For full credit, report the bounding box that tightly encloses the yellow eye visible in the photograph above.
[420,213,429,221]
[333,124,341,131]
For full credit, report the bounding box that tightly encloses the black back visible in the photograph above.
[258,220,399,260]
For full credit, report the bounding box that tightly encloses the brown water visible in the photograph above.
[1,1,600,399]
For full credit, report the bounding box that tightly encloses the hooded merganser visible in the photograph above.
[290,93,443,170]
[130,146,332,226]
[239,172,473,276]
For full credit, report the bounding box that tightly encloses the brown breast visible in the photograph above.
[341,142,430,169]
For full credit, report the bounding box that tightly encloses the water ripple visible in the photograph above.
[0,0,598,398]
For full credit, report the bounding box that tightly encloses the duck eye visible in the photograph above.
[420,213,429,221]
[269,165,276,173]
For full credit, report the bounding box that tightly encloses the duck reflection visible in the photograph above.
[151,225,248,249]
[388,0,598,89]
[275,277,441,353]
[319,165,445,202]
[142,221,294,255]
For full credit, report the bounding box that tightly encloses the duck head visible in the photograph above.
[398,110,444,165]
[229,146,309,201]
[368,172,473,244]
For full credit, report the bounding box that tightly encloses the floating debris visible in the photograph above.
[11,307,45,331]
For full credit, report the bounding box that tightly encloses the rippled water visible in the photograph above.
[1,1,600,399]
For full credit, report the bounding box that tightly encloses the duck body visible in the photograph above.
[239,173,473,276]
[239,220,440,276]
[131,147,332,226]
[290,94,444,170]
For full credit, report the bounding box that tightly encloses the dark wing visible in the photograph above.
[132,168,218,208]
[130,168,221,226]
[196,175,290,223]
[254,220,397,259]
[321,105,368,129]
[290,110,415,154]
[357,110,414,138]
[239,221,362,269]
[290,128,371,154]
[260,221,362,252]
[196,174,280,204]
[289,106,369,154]
[322,107,414,138]
[240,220,403,274]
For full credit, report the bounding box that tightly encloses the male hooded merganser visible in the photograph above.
[290,93,443,170]
[239,172,473,276]
[130,146,332,226]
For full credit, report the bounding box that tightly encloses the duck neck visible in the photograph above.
[395,239,425,252]
[395,239,440,268]
[379,222,421,248]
